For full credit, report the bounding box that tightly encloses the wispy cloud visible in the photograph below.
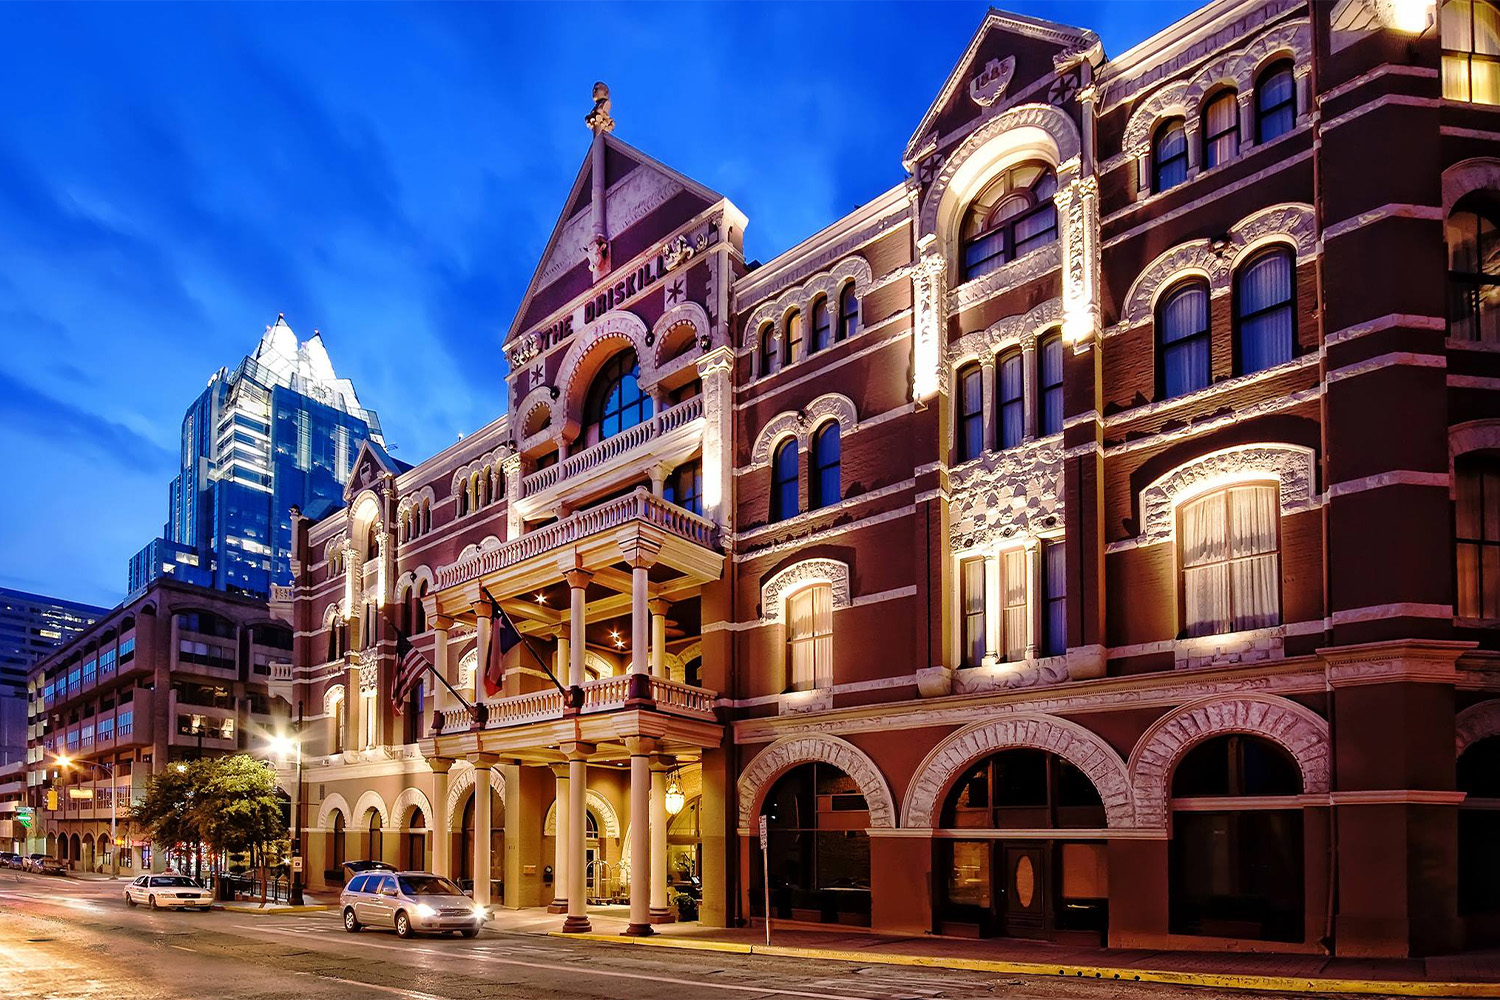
[0,367,175,474]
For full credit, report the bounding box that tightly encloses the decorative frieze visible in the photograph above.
[948,441,1064,551]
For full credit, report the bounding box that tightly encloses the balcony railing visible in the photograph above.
[521,395,704,498]
[436,489,718,590]
[432,675,717,735]
[270,584,294,602]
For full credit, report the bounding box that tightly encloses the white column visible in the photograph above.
[471,757,494,906]
[649,763,670,922]
[563,746,592,932]
[619,526,660,678]
[556,629,570,687]
[649,600,668,678]
[1026,539,1042,660]
[625,743,653,935]
[1021,344,1038,441]
[431,761,452,878]
[474,598,492,702]
[550,765,569,912]
[564,569,592,688]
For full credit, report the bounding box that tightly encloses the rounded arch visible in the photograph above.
[652,300,712,366]
[1136,442,1317,546]
[516,384,558,448]
[902,714,1134,830]
[749,393,859,468]
[352,789,390,827]
[316,792,353,831]
[1129,694,1331,829]
[1458,699,1500,757]
[391,786,434,830]
[445,762,507,820]
[323,684,346,720]
[542,787,621,838]
[349,490,382,528]
[554,310,654,439]
[920,102,1082,242]
[736,734,897,834]
[743,257,874,354]
[1445,156,1500,216]
[760,558,852,624]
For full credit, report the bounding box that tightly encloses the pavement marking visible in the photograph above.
[295,971,446,1000]
[169,945,198,954]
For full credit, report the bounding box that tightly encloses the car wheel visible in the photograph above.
[343,908,361,933]
[125,893,136,908]
[395,911,413,939]
[459,927,478,939]
[148,895,158,910]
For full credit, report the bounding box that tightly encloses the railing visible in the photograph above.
[580,675,630,714]
[431,674,719,734]
[269,662,293,682]
[521,395,704,499]
[435,489,718,590]
[649,678,717,720]
[269,585,294,603]
[488,689,565,726]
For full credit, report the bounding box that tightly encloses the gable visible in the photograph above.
[342,438,402,502]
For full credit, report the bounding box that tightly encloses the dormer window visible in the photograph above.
[960,161,1058,282]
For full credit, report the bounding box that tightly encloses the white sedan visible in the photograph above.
[124,874,214,910]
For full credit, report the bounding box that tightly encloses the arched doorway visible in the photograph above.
[936,748,1108,940]
[404,812,427,871]
[1459,733,1500,943]
[752,762,871,926]
[456,788,504,894]
[70,834,80,867]
[46,832,56,859]
[1168,734,1304,942]
[81,834,95,873]
[330,812,347,871]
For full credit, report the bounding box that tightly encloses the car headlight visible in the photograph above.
[471,903,487,920]
[413,903,437,918]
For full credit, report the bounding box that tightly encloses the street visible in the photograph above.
[0,872,1340,1000]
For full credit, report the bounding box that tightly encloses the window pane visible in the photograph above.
[1446,53,1474,101]
[1043,543,1066,655]
[1478,0,1500,54]
[1040,338,1064,436]
[1257,66,1296,142]
[1003,548,1028,662]
[959,366,984,460]
[961,558,986,667]
[1203,93,1239,168]
[1447,0,1475,51]
[1237,251,1294,373]
[998,354,1024,448]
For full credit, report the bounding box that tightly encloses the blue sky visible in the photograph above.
[0,1,1199,608]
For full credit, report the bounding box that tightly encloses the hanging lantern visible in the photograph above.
[664,772,685,816]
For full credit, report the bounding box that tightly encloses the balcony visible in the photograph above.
[520,394,703,498]
[431,675,717,735]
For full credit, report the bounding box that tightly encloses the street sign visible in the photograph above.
[290,857,303,873]
[758,815,771,946]
[758,815,768,849]
[68,787,94,800]
[15,807,32,829]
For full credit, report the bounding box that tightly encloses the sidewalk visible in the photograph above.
[481,907,1500,997]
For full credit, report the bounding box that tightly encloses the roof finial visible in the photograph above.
[585,81,614,135]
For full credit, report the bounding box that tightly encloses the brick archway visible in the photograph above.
[1128,694,1331,829]
[736,734,896,834]
[901,714,1134,830]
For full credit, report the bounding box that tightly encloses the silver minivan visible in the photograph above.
[340,871,486,939]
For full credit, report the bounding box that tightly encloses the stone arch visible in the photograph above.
[1129,694,1331,829]
[1122,81,1193,160]
[323,684,345,719]
[352,789,390,827]
[952,298,1063,367]
[1136,442,1318,546]
[1457,699,1500,757]
[902,714,1134,830]
[316,792,353,831]
[554,310,654,440]
[749,393,859,469]
[391,786,434,830]
[542,787,622,838]
[920,102,1082,241]
[445,762,508,821]
[1444,156,1500,216]
[736,734,897,834]
[760,558,852,624]
[743,257,874,354]
[582,649,614,679]
[516,384,558,451]
[1449,419,1500,497]
[750,413,803,470]
[652,300,712,367]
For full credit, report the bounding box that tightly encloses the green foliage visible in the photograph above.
[129,755,287,860]
[128,762,202,850]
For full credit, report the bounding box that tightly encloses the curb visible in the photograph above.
[546,931,1500,998]
[219,904,329,915]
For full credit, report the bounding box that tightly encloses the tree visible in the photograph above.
[129,763,202,872]
[191,755,287,906]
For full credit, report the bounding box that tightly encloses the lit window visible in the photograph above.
[583,350,653,444]
[1235,247,1296,374]
[1256,63,1296,142]
[997,352,1024,449]
[759,323,777,377]
[786,584,833,691]
[960,161,1058,281]
[1201,91,1239,169]
[1153,118,1189,192]
[809,423,841,510]
[960,557,986,668]
[782,310,803,367]
[837,284,858,342]
[1457,456,1500,618]
[1038,335,1064,436]
[1443,0,1500,104]
[809,297,831,355]
[1001,548,1027,662]
[1179,483,1281,637]
[1159,280,1211,398]
[1448,200,1500,343]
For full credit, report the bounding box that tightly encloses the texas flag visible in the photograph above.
[484,592,522,698]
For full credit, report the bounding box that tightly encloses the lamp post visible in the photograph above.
[54,754,118,880]
[266,728,304,906]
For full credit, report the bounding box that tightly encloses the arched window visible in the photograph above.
[1448,199,1500,342]
[809,422,841,509]
[664,459,703,516]
[414,581,428,634]
[1201,90,1239,169]
[1442,0,1500,104]
[331,813,346,868]
[1456,455,1500,618]
[333,695,346,753]
[959,556,986,669]
[456,486,467,517]
[1154,118,1189,193]
[771,439,799,522]
[421,500,431,534]
[956,362,984,462]
[782,310,803,366]
[786,584,833,691]
[1235,247,1296,374]
[584,349,652,444]
[960,161,1058,281]
[326,625,338,663]
[755,763,870,926]
[366,527,380,560]
[759,323,777,377]
[1037,334,1064,437]
[1458,734,1500,919]
[1158,279,1211,398]
[837,283,858,342]
[809,297,831,355]
[1179,483,1281,637]
[1256,62,1296,142]
[996,351,1024,449]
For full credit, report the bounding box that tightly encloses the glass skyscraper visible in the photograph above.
[129,316,384,598]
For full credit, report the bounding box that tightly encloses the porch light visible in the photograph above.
[535,593,547,605]
[664,772,685,816]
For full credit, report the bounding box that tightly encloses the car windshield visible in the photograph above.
[150,876,199,887]
[397,876,463,896]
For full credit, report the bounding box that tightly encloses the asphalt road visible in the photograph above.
[0,872,1327,1000]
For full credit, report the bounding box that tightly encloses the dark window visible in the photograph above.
[1038,335,1064,436]
[809,297,831,355]
[1235,247,1295,374]
[782,310,803,367]
[957,363,984,462]
[664,460,703,516]
[960,556,986,668]
[1256,62,1296,142]
[753,763,871,926]
[1170,810,1304,941]
[1448,201,1500,343]
[996,352,1024,449]
[1456,456,1500,618]
[1042,541,1066,656]
[960,161,1058,281]
[1158,280,1211,398]
[759,324,778,376]
[1201,91,1239,169]
[771,439,799,522]
[1171,734,1302,798]
[940,749,1104,829]
[837,284,858,341]
[1154,118,1188,192]
[809,423,841,510]
[584,350,652,443]
[1442,0,1500,104]
[1459,735,1500,916]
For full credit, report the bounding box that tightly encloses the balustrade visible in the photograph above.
[521,395,704,498]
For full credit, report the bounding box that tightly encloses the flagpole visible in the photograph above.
[483,589,570,699]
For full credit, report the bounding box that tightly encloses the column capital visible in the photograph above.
[468,752,500,769]
[647,598,672,617]
[695,345,735,378]
[649,754,678,773]
[562,567,594,590]
[623,736,661,756]
[472,594,494,618]
[550,762,572,779]
[428,757,455,775]
[431,613,454,632]
[617,530,663,569]
[560,741,596,760]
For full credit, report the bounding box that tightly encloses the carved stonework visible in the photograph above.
[949,441,1064,551]
[760,558,852,624]
[554,309,655,425]
[1137,443,1317,547]
[662,234,695,271]
[969,57,1016,107]
[390,786,435,829]
[749,393,859,468]
[951,656,1071,695]
[743,256,872,354]
[359,660,378,692]
[736,734,897,833]
[948,243,1061,313]
[445,761,508,821]
[902,715,1135,829]
[508,332,542,368]
[1128,695,1331,829]
[953,298,1063,364]
[913,250,948,398]
[1456,699,1500,757]
[1057,175,1101,345]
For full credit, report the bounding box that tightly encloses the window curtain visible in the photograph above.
[1203,93,1239,167]
[998,354,1024,448]
[1229,485,1280,630]
[1182,484,1280,636]
[1161,283,1210,397]
[1182,492,1231,637]
[1237,251,1294,373]
[1039,338,1064,436]
[1256,66,1295,141]
[788,585,833,690]
[1002,548,1028,662]
[1155,121,1188,190]
[1043,543,1067,656]
[961,558,986,667]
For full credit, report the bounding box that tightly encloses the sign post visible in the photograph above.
[759,815,771,946]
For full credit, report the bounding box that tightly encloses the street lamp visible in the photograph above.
[54,754,119,880]
[265,728,304,906]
